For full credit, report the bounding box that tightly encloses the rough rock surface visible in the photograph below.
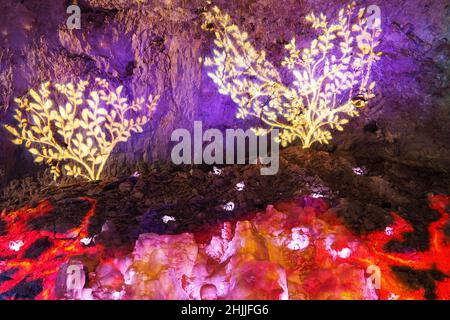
[1,146,448,251]
[0,0,449,185]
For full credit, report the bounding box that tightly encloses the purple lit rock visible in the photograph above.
[0,0,448,184]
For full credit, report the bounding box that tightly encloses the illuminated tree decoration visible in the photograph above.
[5,78,159,181]
[202,3,382,148]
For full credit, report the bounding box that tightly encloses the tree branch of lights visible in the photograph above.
[202,3,382,148]
[5,78,159,181]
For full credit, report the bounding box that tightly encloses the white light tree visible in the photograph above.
[202,3,382,148]
[5,78,159,181]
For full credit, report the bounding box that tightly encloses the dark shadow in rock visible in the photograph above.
[0,278,43,300]
[0,268,18,285]
[384,202,442,252]
[363,121,379,133]
[391,266,448,300]
[137,209,167,235]
[27,198,92,234]
[23,237,53,259]
[335,201,393,234]
[0,218,6,236]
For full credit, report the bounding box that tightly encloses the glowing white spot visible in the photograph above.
[112,291,122,300]
[324,235,352,259]
[385,226,393,236]
[213,166,222,175]
[223,202,235,212]
[337,247,352,259]
[388,293,399,300]
[287,228,309,251]
[80,237,93,245]
[235,181,245,191]
[352,167,367,176]
[162,215,176,224]
[9,240,24,252]
[132,171,140,177]
[310,192,323,198]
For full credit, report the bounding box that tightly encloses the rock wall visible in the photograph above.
[0,0,448,185]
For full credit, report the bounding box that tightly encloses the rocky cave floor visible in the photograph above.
[0,146,449,299]
[2,146,449,245]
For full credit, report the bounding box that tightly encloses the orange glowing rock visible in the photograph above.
[125,233,198,299]
[356,195,450,300]
[0,198,101,299]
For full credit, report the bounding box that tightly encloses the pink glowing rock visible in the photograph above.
[95,262,124,290]
[228,221,269,261]
[86,197,380,300]
[226,261,288,300]
[133,233,198,280]
[182,251,230,300]
[205,222,233,263]
[124,233,198,299]
[205,235,229,262]
[127,269,189,300]
[200,284,218,300]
